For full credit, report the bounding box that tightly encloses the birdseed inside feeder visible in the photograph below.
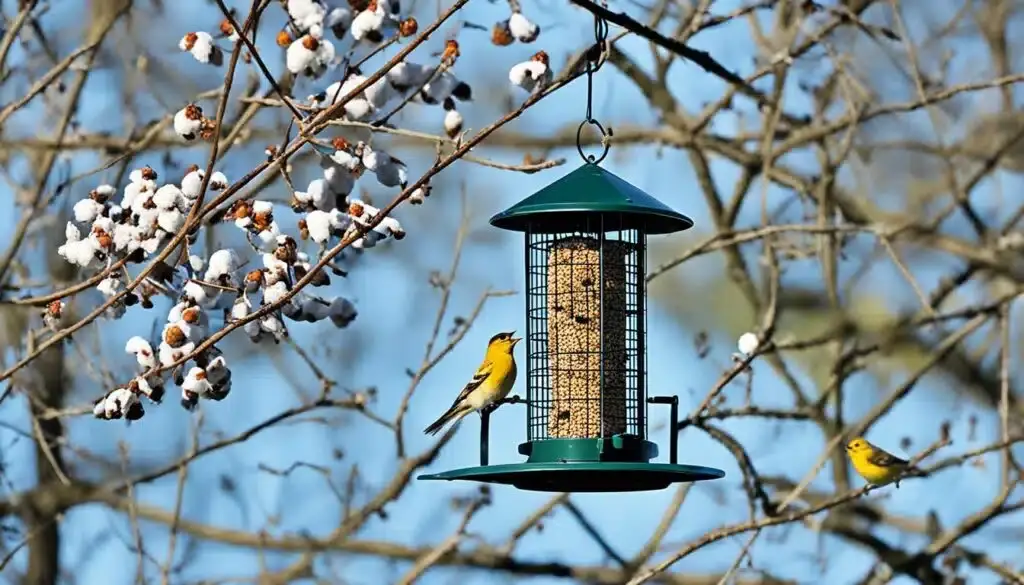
[417,163,726,492]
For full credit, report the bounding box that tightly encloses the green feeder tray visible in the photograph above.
[418,164,725,492]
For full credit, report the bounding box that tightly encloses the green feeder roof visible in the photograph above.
[489,164,694,234]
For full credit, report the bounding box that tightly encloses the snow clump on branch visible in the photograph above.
[89,0,551,423]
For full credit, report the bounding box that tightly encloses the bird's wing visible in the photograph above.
[867,450,908,467]
[447,360,493,408]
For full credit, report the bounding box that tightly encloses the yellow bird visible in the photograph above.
[846,437,920,489]
[424,331,521,436]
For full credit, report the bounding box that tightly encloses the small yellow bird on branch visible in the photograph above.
[846,437,925,489]
[423,331,521,436]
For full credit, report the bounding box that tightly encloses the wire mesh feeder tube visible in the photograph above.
[546,235,628,438]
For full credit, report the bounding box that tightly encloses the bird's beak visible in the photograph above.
[510,332,522,346]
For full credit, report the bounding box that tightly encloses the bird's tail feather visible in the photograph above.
[424,404,472,436]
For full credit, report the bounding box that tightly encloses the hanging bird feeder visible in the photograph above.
[415,13,720,491]
[417,161,725,492]
[418,14,724,492]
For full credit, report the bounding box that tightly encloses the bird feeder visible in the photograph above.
[417,164,725,492]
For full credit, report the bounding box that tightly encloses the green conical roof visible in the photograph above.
[489,164,694,234]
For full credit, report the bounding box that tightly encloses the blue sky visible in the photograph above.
[1,0,1022,583]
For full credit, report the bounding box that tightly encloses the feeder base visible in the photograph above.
[417,461,724,492]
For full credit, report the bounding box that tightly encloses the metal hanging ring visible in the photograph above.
[576,118,610,165]
[594,14,608,43]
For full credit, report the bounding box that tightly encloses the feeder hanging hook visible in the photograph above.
[576,13,611,165]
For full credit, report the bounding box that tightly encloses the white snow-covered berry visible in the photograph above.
[351,2,387,41]
[295,178,336,211]
[444,106,463,138]
[259,314,287,339]
[97,277,121,297]
[157,209,186,233]
[287,35,335,77]
[288,0,327,33]
[305,210,335,244]
[181,170,204,199]
[230,296,251,321]
[206,249,240,281]
[182,366,213,396]
[508,12,539,43]
[737,332,759,355]
[363,76,394,110]
[73,198,104,223]
[180,32,222,65]
[263,280,290,305]
[96,386,141,420]
[183,280,210,305]
[58,240,97,268]
[408,184,431,205]
[188,254,205,272]
[173,105,205,140]
[326,7,353,37]
[158,339,194,367]
[65,221,81,242]
[125,336,157,369]
[420,71,471,105]
[360,144,407,188]
[206,353,229,378]
[509,51,552,93]
[322,160,357,195]
[153,185,186,210]
[208,171,228,190]
[387,61,431,91]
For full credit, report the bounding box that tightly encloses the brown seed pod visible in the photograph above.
[398,17,418,37]
[182,307,201,324]
[47,300,63,317]
[276,30,293,47]
[274,243,297,265]
[491,21,514,46]
[252,210,273,232]
[244,269,264,290]
[199,119,217,141]
[441,39,460,64]
[164,325,187,348]
[95,231,113,250]
[230,200,252,221]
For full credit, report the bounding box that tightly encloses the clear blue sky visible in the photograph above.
[0,0,1020,583]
